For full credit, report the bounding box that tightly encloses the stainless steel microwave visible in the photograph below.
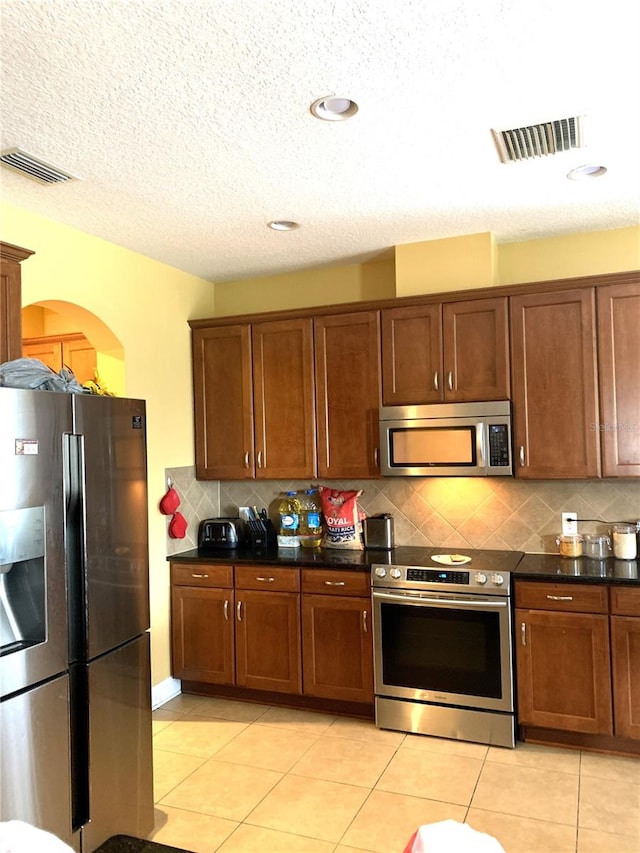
[379,401,513,477]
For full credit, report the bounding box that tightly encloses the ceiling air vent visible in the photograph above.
[492,116,584,163]
[0,148,79,184]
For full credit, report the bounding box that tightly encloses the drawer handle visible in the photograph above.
[324,581,346,587]
[237,601,243,621]
[363,609,368,633]
[256,576,275,583]
[546,595,573,601]
[191,573,209,579]
[224,599,229,621]
[521,622,526,646]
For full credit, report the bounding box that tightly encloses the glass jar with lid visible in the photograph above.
[583,533,611,560]
[556,534,583,558]
[611,524,637,560]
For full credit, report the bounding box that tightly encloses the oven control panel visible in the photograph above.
[372,563,511,594]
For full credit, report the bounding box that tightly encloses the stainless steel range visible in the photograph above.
[371,548,523,749]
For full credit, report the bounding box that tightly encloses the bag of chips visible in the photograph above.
[319,486,363,550]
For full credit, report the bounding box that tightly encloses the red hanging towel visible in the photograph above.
[168,511,188,539]
[159,486,180,515]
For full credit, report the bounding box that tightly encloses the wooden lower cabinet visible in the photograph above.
[301,569,373,704]
[610,587,640,740]
[515,607,613,735]
[171,565,235,684]
[235,588,301,694]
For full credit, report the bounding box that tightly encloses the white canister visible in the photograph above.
[612,524,637,560]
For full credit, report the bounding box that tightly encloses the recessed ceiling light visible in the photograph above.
[567,164,607,180]
[310,95,359,121]
[267,220,300,231]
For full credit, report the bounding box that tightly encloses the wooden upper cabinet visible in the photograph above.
[1,241,34,364]
[252,317,316,479]
[192,324,254,479]
[381,297,509,405]
[442,297,510,401]
[23,332,97,385]
[315,311,381,478]
[510,288,600,478]
[381,303,442,404]
[597,281,640,477]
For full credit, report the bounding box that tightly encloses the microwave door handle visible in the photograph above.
[476,423,487,469]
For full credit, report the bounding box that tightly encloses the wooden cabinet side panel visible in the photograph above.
[381,304,443,404]
[516,609,613,734]
[315,311,381,478]
[301,595,373,703]
[611,615,640,740]
[510,289,600,478]
[235,590,301,694]
[252,317,316,479]
[0,260,23,364]
[192,325,254,479]
[597,282,640,477]
[443,297,510,401]
[170,586,235,684]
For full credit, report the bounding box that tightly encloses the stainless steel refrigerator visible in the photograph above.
[0,387,154,852]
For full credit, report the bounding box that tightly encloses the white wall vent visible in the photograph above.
[0,148,79,184]
[492,116,585,163]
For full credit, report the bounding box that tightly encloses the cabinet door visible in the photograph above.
[443,297,510,401]
[611,615,640,740]
[597,282,640,477]
[63,335,97,385]
[315,311,381,478]
[1,242,33,364]
[22,339,62,372]
[516,608,612,734]
[192,325,254,479]
[252,317,316,479]
[510,289,600,478]
[381,304,442,404]
[235,590,301,694]
[302,594,373,703]
[171,586,235,684]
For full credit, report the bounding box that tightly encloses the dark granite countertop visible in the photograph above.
[169,546,640,585]
[513,552,639,586]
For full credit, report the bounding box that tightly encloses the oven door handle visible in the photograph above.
[373,591,508,609]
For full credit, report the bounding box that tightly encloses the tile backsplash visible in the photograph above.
[164,468,640,556]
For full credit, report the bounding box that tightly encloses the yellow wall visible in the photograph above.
[2,201,214,687]
[498,226,640,284]
[214,255,396,316]
[395,232,498,295]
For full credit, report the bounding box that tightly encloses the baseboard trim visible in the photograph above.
[152,676,182,709]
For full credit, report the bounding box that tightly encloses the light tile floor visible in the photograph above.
[150,694,640,853]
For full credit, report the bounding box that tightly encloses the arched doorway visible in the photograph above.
[22,300,125,395]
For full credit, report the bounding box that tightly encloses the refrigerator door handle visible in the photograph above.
[64,433,87,664]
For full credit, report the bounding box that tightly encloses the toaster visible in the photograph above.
[198,517,246,550]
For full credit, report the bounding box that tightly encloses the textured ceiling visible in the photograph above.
[1,0,639,283]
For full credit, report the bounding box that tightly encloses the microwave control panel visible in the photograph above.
[488,424,510,467]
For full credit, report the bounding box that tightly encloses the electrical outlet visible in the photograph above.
[562,512,578,535]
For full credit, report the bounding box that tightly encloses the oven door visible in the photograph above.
[372,588,514,713]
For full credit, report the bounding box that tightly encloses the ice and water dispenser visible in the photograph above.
[0,507,46,656]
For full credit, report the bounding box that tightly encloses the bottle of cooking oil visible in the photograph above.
[277,491,300,547]
[299,488,322,548]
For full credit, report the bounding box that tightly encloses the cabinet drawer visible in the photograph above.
[610,586,640,617]
[302,569,370,597]
[515,581,608,613]
[171,562,233,588]
[235,565,300,592]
